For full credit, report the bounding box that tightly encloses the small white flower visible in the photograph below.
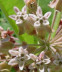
[29,6,51,27]
[9,6,28,24]
[8,46,30,70]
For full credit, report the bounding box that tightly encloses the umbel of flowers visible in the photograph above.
[9,1,52,39]
[0,0,62,72]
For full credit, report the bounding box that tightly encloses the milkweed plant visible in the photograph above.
[0,0,62,72]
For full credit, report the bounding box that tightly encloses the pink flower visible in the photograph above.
[8,47,30,70]
[9,6,28,24]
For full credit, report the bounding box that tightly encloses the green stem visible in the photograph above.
[51,11,61,38]
[15,44,42,47]
[48,10,58,41]
[38,0,39,6]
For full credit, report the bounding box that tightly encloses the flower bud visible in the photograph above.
[48,0,62,12]
[24,0,37,14]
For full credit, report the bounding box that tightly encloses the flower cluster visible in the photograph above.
[8,47,51,71]
[9,4,52,39]
[0,0,62,72]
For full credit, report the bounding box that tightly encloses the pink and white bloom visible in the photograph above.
[29,6,51,27]
[9,6,28,24]
[8,47,30,70]
[29,6,52,39]
[29,51,51,71]
[29,51,51,65]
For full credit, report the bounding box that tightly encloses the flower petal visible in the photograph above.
[9,15,16,20]
[39,51,45,60]
[19,47,26,56]
[43,59,51,64]
[29,63,36,69]
[34,21,40,27]
[36,6,43,17]
[29,54,37,61]
[8,58,17,66]
[24,0,30,4]
[9,50,19,56]
[16,19,23,24]
[25,55,30,60]
[19,46,24,53]
[22,5,27,14]
[23,14,28,20]
[43,20,49,25]
[19,62,25,70]
[44,12,51,19]
[29,14,37,21]
[14,6,20,14]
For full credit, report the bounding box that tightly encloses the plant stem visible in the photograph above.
[48,10,61,40]
[38,0,39,6]
[51,11,61,38]
[51,10,58,29]
[15,44,42,47]
[48,10,58,41]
